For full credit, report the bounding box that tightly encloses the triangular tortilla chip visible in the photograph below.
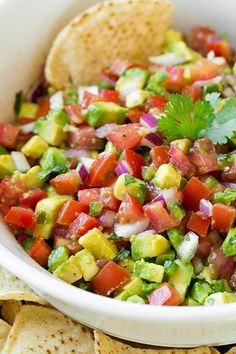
[1,300,22,325]
[0,320,11,352]
[94,331,213,354]
[45,0,173,88]
[226,348,236,354]
[2,305,94,354]
[0,267,46,304]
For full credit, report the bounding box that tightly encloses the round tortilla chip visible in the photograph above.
[94,331,214,354]
[0,320,11,352]
[1,300,22,325]
[45,0,173,88]
[2,305,94,354]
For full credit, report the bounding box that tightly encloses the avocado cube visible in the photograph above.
[25,166,46,188]
[118,258,134,275]
[48,245,69,271]
[104,141,120,158]
[115,277,144,301]
[156,249,175,265]
[153,164,181,189]
[53,255,82,284]
[86,102,127,127]
[47,109,68,126]
[164,260,180,277]
[184,297,200,306]
[0,146,8,155]
[0,155,15,179]
[126,295,146,304]
[166,41,195,62]
[165,29,183,44]
[190,281,213,304]
[40,148,69,178]
[131,233,170,261]
[34,196,71,239]
[170,138,193,153]
[114,174,147,205]
[141,166,156,182]
[146,72,168,95]
[34,119,67,146]
[169,259,194,301]
[75,249,99,281]
[19,102,38,118]
[133,259,164,283]
[115,68,149,97]
[21,135,48,159]
[198,266,216,283]
[125,90,151,108]
[210,279,232,293]
[204,292,236,306]
[79,228,118,261]
[222,228,236,256]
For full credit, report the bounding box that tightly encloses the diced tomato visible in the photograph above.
[4,206,36,230]
[117,193,145,223]
[78,187,119,211]
[188,26,218,55]
[222,155,236,181]
[57,200,89,226]
[146,95,168,111]
[67,125,104,150]
[0,123,20,149]
[90,261,130,296]
[182,86,203,101]
[122,150,146,179]
[143,201,179,233]
[109,60,131,76]
[68,212,101,238]
[168,145,195,177]
[50,172,80,195]
[0,176,26,207]
[81,91,101,109]
[99,69,118,87]
[128,107,146,123]
[188,138,218,175]
[149,283,182,306]
[187,212,210,237]
[28,237,52,267]
[182,177,211,211]
[18,234,31,245]
[211,203,235,231]
[65,104,85,125]
[107,124,143,152]
[196,238,212,259]
[19,188,47,209]
[206,39,232,61]
[87,153,117,187]
[100,89,120,103]
[53,236,81,255]
[36,96,50,118]
[190,60,219,81]
[209,245,235,279]
[16,116,36,124]
[150,145,169,168]
[163,67,186,92]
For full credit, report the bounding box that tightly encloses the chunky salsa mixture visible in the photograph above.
[1,26,236,306]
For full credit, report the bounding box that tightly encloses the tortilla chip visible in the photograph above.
[45,0,173,88]
[0,319,11,352]
[210,349,220,354]
[1,300,22,325]
[0,267,46,305]
[226,348,236,354]
[94,331,213,354]
[2,305,94,354]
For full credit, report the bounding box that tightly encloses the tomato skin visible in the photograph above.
[190,60,219,81]
[196,238,212,259]
[4,206,36,230]
[65,104,84,125]
[36,96,50,118]
[128,107,146,123]
[0,123,20,149]
[68,212,101,239]
[150,146,169,168]
[211,203,236,231]
[107,124,143,152]
[188,138,218,175]
[148,283,182,306]
[67,125,104,150]
[187,212,210,237]
[182,86,203,101]
[28,237,52,267]
[50,172,80,195]
[19,189,47,209]
[209,246,234,279]
[78,187,119,211]
[100,89,120,103]
[117,193,145,223]
[168,145,195,177]
[90,261,130,296]
[143,201,179,233]
[183,177,211,211]
[0,176,26,207]
[57,200,89,226]
[122,150,147,179]
[109,60,131,76]
[87,153,118,187]
[163,67,185,91]
[81,91,101,109]
[146,95,168,111]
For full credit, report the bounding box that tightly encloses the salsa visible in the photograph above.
[1,25,236,306]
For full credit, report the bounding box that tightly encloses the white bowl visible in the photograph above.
[0,0,236,347]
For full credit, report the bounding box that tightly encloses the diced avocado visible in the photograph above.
[198,266,216,283]
[0,146,8,155]
[171,138,193,153]
[34,119,67,146]
[146,72,167,96]
[211,279,232,293]
[89,202,103,217]
[233,62,236,75]
[204,292,236,306]
[19,102,38,118]
[165,29,183,44]
[205,176,219,190]
[131,233,170,261]
[141,282,159,297]
[164,260,180,277]
[86,102,127,127]
[168,203,185,222]
[105,141,120,158]
[222,228,236,256]
[79,228,118,261]
[0,155,15,179]
[114,174,146,205]
[133,259,164,283]
[22,238,34,252]
[115,277,144,301]
[48,245,69,272]
[153,164,181,189]
[167,229,184,250]
[25,166,46,188]
[125,90,151,108]
[53,255,82,284]
[166,41,201,62]
[115,68,149,97]
[45,185,61,197]
[190,281,213,305]
[156,249,175,265]
[184,297,200,306]
[21,135,48,159]
[34,196,71,239]
[142,166,156,181]
[214,189,236,205]
[47,109,68,126]
[75,249,99,281]
[203,84,223,96]
[126,295,146,304]
[118,258,134,275]
[169,260,194,301]
[40,148,68,179]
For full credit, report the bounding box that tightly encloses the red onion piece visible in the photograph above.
[199,199,212,217]
[50,91,64,110]
[95,123,118,138]
[79,157,95,172]
[98,210,116,228]
[76,163,88,184]
[140,113,157,132]
[193,75,222,87]
[114,218,149,238]
[153,194,168,209]
[222,182,236,190]
[115,160,132,176]
[63,149,90,160]
[26,81,46,103]
[141,133,163,148]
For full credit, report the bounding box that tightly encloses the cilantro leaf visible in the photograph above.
[14,90,23,115]
[158,93,214,140]
[199,97,236,144]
